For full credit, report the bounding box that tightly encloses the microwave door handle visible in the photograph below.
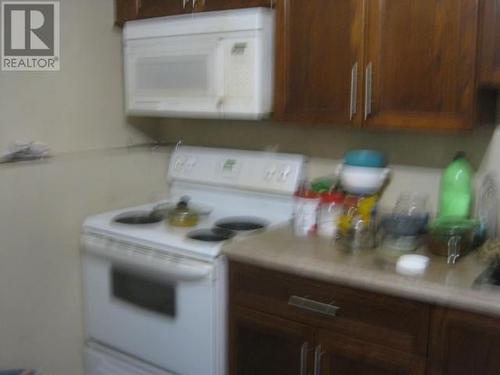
[215,38,225,111]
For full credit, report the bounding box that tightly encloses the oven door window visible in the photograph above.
[111,268,176,318]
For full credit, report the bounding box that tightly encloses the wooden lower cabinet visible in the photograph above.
[229,261,500,375]
[230,306,426,375]
[429,307,500,375]
[230,306,314,375]
[317,331,426,375]
[229,262,428,375]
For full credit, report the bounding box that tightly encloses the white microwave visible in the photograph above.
[123,8,274,119]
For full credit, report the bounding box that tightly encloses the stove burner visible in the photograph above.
[113,211,164,225]
[215,217,269,231]
[187,228,236,242]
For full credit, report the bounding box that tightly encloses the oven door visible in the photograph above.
[124,34,224,118]
[82,239,218,375]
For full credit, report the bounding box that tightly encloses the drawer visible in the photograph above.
[229,261,430,356]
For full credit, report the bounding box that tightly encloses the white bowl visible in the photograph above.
[338,165,390,195]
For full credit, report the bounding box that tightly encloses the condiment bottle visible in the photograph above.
[438,152,473,219]
[317,192,345,239]
[293,182,320,237]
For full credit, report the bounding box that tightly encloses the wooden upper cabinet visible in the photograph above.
[364,0,480,130]
[274,0,365,125]
[115,0,189,24]
[429,307,500,375]
[230,306,314,375]
[197,0,272,12]
[115,0,272,24]
[479,0,500,86]
[137,0,188,18]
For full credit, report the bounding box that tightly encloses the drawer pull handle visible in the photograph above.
[288,296,340,317]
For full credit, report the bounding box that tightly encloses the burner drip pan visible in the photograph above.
[215,217,269,231]
[188,228,236,242]
[113,211,164,225]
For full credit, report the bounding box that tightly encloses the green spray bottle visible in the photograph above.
[438,152,473,219]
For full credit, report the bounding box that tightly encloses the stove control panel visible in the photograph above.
[168,147,305,194]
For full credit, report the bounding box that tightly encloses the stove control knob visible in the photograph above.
[264,167,277,181]
[174,157,187,171]
[186,157,197,171]
[278,165,292,182]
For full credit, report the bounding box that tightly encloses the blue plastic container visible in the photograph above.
[344,150,387,168]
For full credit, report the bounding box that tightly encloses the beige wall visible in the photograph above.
[0,0,155,153]
[0,150,167,375]
[0,1,164,374]
[157,118,493,169]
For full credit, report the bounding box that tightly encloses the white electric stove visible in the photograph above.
[81,146,304,375]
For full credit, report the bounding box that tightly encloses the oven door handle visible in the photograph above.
[82,234,214,282]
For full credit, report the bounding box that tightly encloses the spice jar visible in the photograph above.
[338,194,378,251]
[317,192,345,239]
[427,218,479,264]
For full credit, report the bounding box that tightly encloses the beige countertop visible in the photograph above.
[223,225,500,317]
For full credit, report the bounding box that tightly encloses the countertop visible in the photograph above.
[223,225,500,317]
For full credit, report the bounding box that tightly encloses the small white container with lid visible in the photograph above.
[396,254,430,276]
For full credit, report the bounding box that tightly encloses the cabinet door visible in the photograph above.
[429,307,500,375]
[136,0,189,18]
[316,330,426,375]
[479,0,500,86]
[115,0,189,24]
[115,0,139,25]
[364,0,479,130]
[230,306,314,375]
[274,0,365,125]
[196,0,272,12]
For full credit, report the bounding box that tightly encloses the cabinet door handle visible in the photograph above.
[192,0,206,8]
[313,345,325,375]
[288,296,340,317]
[350,62,358,120]
[364,62,373,120]
[300,342,310,375]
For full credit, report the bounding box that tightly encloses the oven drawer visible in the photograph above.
[85,342,173,375]
[82,250,220,375]
[229,261,429,356]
